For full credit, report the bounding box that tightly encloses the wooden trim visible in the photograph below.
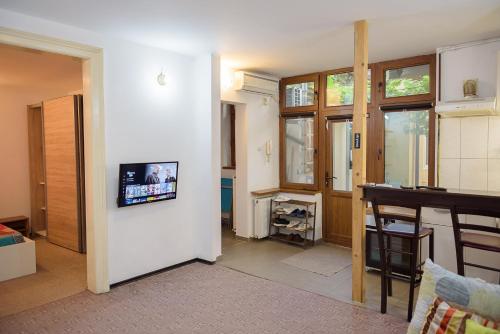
[351,20,368,303]
[280,73,320,113]
[279,112,319,190]
[250,187,321,197]
[230,104,236,168]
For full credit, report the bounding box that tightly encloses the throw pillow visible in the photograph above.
[465,320,500,334]
[407,259,500,334]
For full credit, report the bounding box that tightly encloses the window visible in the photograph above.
[285,82,315,108]
[221,104,235,168]
[283,116,316,186]
[326,70,371,106]
[385,64,430,98]
[384,109,429,187]
[330,120,352,191]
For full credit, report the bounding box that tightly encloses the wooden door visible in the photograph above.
[43,95,84,252]
[324,118,353,247]
[27,104,47,235]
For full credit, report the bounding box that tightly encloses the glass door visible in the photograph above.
[324,118,353,247]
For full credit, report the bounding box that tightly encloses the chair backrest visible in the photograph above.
[371,199,422,236]
[450,205,500,236]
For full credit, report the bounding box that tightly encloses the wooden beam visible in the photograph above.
[351,20,368,303]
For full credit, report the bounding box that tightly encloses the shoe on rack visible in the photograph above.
[274,218,289,226]
[295,209,307,218]
[289,208,301,217]
[287,220,301,228]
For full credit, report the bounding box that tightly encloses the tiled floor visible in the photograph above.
[218,228,414,319]
[0,237,86,318]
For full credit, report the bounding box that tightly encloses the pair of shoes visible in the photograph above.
[287,220,301,228]
[290,209,308,218]
[293,223,308,232]
[274,207,294,215]
[290,233,304,242]
[274,218,289,226]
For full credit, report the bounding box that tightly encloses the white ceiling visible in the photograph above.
[1,0,500,77]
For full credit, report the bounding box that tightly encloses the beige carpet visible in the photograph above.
[0,262,408,334]
[281,244,352,276]
[0,238,86,317]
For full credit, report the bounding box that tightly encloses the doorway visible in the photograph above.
[221,103,237,245]
[0,43,88,316]
[324,118,353,247]
[0,27,108,295]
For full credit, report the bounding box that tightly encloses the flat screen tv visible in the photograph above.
[117,161,178,207]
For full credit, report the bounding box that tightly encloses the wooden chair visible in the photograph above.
[371,200,434,322]
[450,206,500,278]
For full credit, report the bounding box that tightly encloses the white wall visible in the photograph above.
[221,70,280,238]
[0,8,220,284]
[436,39,500,283]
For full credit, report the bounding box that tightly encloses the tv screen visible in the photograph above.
[117,161,178,207]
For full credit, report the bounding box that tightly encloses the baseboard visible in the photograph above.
[110,258,215,288]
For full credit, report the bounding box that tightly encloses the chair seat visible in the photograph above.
[383,223,433,238]
[461,232,500,252]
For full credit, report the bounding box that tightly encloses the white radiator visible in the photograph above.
[253,196,272,239]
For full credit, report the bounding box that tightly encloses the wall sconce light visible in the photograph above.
[157,69,167,86]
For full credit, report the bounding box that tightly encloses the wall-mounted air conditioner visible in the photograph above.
[435,97,498,117]
[234,71,279,97]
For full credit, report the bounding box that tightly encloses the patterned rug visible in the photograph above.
[0,262,408,333]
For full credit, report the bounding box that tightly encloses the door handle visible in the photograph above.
[325,175,337,187]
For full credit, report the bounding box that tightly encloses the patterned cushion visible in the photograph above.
[407,259,500,334]
[465,320,500,334]
[421,298,499,334]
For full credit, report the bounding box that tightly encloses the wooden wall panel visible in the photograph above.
[43,96,80,252]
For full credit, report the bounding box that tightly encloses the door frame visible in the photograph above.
[0,28,109,293]
[324,116,353,247]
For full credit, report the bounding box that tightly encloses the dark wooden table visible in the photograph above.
[361,185,500,213]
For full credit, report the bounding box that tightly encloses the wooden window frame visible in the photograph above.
[279,112,319,190]
[376,54,435,105]
[320,65,375,113]
[280,74,320,113]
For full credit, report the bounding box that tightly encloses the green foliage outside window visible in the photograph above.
[385,74,430,98]
[326,71,371,106]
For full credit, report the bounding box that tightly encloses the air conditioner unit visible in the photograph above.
[234,71,279,97]
[435,97,499,117]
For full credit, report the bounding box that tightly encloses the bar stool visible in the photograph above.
[371,200,434,322]
[450,206,500,278]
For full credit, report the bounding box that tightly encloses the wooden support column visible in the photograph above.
[352,20,368,303]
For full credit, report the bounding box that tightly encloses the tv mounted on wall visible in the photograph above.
[117,161,178,207]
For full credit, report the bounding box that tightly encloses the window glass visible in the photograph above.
[331,120,352,191]
[384,110,429,187]
[326,70,371,106]
[285,117,315,184]
[385,64,430,98]
[285,82,315,108]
